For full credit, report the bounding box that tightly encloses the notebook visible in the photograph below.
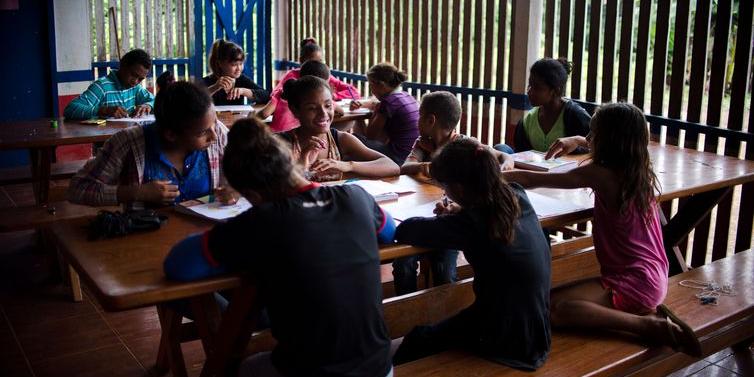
[176,195,252,222]
[105,114,156,125]
[512,150,577,171]
[215,105,255,113]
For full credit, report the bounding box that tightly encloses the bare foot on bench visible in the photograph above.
[646,304,702,357]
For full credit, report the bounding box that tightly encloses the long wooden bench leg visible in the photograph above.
[156,304,188,377]
[68,266,83,302]
[190,294,223,354]
[47,228,83,302]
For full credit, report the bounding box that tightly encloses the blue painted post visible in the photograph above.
[256,0,265,86]
[264,0,272,90]
[193,0,204,79]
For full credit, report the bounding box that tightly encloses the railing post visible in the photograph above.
[273,0,290,87]
[506,0,543,146]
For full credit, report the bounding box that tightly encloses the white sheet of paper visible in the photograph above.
[343,108,371,114]
[178,197,252,222]
[215,105,254,113]
[390,201,438,221]
[345,180,415,203]
[525,190,586,219]
[106,114,155,124]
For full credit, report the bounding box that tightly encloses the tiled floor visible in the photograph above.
[0,183,752,376]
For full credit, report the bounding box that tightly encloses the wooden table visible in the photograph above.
[49,144,754,376]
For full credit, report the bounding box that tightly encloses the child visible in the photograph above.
[503,102,702,357]
[156,71,175,93]
[202,39,270,106]
[394,91,515,295]
[68,81,236,206]
[64,49,154,119]
[392,138,552,370]
[163,118,396,377]
[350,63,419,165]
[259,38,359,133]
[279,75,400,182]
[506,58,590,153]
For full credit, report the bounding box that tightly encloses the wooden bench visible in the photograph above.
[0,159,88,185]
[393,249,754,376]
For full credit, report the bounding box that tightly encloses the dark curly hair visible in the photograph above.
[153,81,213,134]
[530,57,572,96]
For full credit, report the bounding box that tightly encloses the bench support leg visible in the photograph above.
[155,304,188,377]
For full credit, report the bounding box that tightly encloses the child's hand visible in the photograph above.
[420,162,432,177]
[301,136,327,168]
[99,106,129,118]
[130,104,152,118]
[137,180,180,204]
[217,76,235,93]
[500,153,515,171]
[310,158,352,173]
[349,100,362,111]
[433,200,461,215]
[545,136,584,159]
[226,87,252,101]
[213,186,239,205]
[333,103,346,117]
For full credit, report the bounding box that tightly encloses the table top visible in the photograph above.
[51,144,754,311]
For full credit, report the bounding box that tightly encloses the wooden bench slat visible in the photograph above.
[0,159,88,185]
[0,201,114,232]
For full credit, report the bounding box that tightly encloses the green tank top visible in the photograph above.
[522,106,566,152]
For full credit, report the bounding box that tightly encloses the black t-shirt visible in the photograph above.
[207,184,391,377]
[202,74,271,105]
[395,183,551,370]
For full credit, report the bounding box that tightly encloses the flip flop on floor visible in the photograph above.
[657,304,703,357]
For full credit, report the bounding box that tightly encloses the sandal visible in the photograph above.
[656,304,702,357]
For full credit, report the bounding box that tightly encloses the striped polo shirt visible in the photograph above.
[378,89,420,162]
[64,70,155,120]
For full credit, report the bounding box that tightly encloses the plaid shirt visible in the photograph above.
[64,70,155,120]
[68,121,228,206]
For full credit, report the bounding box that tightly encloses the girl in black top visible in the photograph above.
[164,118,397,377]
[392,138,552,370]
[202,39,270,105]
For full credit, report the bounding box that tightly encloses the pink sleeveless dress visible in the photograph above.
[592,192,668,314]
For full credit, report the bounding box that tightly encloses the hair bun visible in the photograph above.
[281,79,298,101]
[557,57,573,75]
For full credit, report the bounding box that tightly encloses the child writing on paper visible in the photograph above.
[202,39,270,106]
[68,81,237,207]
[279,75,399,182]
[394,91,515,295]
[350,63,419,165]
[163,119,396,377]
[503,103,701,357]
[64,49,155,120]
[258,39,359,133]
[392,138,552,370]
[494,58,591,154]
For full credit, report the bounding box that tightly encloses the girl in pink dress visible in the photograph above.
[503,102,701,357]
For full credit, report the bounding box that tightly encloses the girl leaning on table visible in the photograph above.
[392,137,552,370]
[503,102,702,357]
[278,75,399,181]
[68,81,238,207]
[164,118,398,377]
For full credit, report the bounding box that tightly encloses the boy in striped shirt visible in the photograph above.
[64,49,155,120]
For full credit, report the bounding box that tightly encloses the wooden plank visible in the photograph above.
[737,183,754,252]
[585,0,600,101]
[134,0,142,49]
[108,0,118,59]
[204,0,213,70]
[121,0,129,49]
[450,0,460,86]
[632,0,650,109]
[704,0,732,153]
[412,0,420,84]
[616,0,633,101]
[544,0,554,58]
[724,0,753,153]
[558,0,570,59]
[378,0,384,63]
[177,0,185,55]
[493,0,508,145]
[166,0,174,57]
[96,0,105,60]
[361,0,368,75]
[393,0,400,68]
[470,1,483,139]
[480,0,496,145]
[601,0,617,102]
[386,0,393,65]
[438,0,449,83]
[422,0,430,83]
[402,0,409,74]
[666,0,690,145]
[711,192,734,262]
[459,0,472,135]
[570,0,585,98]
[683,0,710,147]
[649,0,670,119]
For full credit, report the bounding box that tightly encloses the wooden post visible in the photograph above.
[274,0,290,86]
[506,0,543,146]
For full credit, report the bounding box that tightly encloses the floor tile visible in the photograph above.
[705,347,735,363]
[688,364,741,376]
[2,285,97,328]
[15,312,120,362]
[31,344,144,377]
[666,359,711,377]
[714,349,754,377]
[0,311,33,377]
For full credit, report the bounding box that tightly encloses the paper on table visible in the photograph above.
[346,180,415,202]
[176,197,252,222]
[390,201,438,221]
[525,190,586,219]
[106,114,155,124]
[343,108,371,114]
[215,105,254,113]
